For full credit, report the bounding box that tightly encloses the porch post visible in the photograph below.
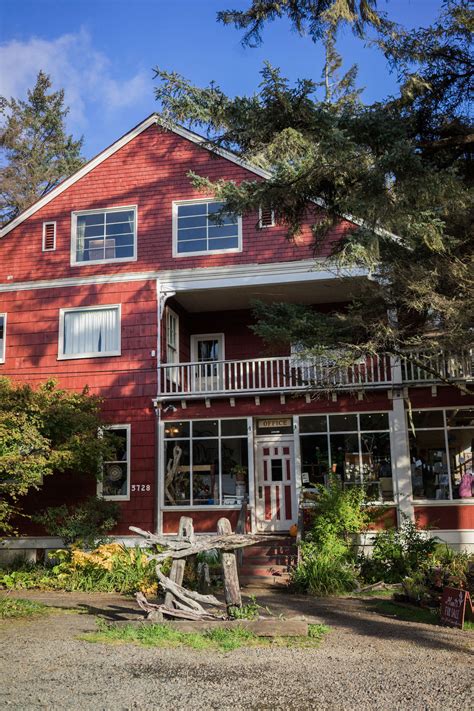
[293,416,302,516]
[389,355,414,523]
[246,417,256,533]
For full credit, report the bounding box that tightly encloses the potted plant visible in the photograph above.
[230,465,247,497]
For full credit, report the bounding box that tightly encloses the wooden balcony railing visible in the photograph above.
[158,350,473,399]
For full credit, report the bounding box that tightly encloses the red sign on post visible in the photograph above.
[440,587,473,629]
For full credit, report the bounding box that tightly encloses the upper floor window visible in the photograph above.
[0,314,6,363]
[58,305,121,360]
[173,200,241,257]
[71,206,137,265]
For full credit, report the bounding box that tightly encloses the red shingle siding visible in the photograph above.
[0,279,157,533]
[0,125,351,284]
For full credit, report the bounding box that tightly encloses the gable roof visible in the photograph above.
[0,113,270,239]
[0,113,399,244]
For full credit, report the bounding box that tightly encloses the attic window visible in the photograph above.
[42,222,56,251]
[259,206,275,228]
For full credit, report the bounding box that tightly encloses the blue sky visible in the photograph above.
[0,0,444,158]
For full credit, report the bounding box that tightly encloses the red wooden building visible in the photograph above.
[0,114,473,557]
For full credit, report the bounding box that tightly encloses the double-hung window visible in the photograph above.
[0,314,6,363]
[173,199,241,256]
[166,308,180,384]
[71,206,137,265]
[58,305,121,359]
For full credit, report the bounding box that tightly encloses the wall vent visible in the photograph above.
[259,206,275,228]
[42,222,56,251]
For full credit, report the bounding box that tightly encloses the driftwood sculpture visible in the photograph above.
[130,516,265,621]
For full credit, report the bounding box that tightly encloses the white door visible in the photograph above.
[191,334,225,392]
[256,438,297,532]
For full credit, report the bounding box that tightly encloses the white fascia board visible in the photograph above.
[0,259,367,294]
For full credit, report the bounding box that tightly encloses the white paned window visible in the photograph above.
[99,424,131,500]
[59,305,121,359]
[173,200,241,257]
[0,314,6,363]
[71,206,137,265]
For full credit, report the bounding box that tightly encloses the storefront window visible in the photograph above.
[163,419,248,507]
[299,412,393,501]
[409,409,473,500]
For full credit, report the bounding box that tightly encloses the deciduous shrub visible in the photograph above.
[0,543,162,594]
[358,518,439,584]
[291,477,374,596]
[33,497,120,548]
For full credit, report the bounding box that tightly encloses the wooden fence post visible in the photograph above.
[217,517,242,614]
[164,516,194,610]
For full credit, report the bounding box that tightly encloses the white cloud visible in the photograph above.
[0,30,152,129]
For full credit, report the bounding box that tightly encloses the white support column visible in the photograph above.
[155,415,165,534]
[389,395,414,523]
[246,417,257,534]
[293,416,302,516]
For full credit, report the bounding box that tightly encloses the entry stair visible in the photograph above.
[239,535,297,587]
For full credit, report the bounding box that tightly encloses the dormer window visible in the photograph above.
[173,199,242,257]
[71,206,137,265]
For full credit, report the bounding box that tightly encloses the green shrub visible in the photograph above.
[401,545,474,606]
[358,518,439,584]
[291,477,373,595]
[33,497,120,547]
[0,543,165,594]
[291,539,359,596]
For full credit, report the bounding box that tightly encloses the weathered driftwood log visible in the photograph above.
[135,592,221,621]
[149,534,266,563]
[155,565,222,608]
[129,526,194,550]
[217,517,242,613]
[164,516,193,610]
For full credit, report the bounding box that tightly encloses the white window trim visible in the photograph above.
[258,206,275,228]
[42,221,56,251]
[190,333,226,362]
[0,313,6,364]
[58,303,122,360]
[162,417,249,509]
[98,423,131,501]
[172,198,242,258]
[70,205,138,267]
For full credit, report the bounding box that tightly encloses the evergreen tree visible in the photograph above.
[154,1,473,381]
[0,71,84,225]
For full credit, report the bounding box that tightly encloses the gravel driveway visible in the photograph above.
[0,589,472,710]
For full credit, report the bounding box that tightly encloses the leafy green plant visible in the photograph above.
[0,544,164,594]
[0,597,50,619]
[33,497,120,547]
[227,595,261,620]
[291,477,373,595]
[358,518,440,584]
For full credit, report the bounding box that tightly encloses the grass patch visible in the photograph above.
[0,597,50,620]
[370,600,474,630]
[82,619,330,651]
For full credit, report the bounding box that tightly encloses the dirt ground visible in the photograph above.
[0,588,472,710]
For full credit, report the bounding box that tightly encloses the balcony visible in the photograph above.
[158,350,473,401]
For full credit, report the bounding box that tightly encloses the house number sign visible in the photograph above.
[131,484,151,493]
